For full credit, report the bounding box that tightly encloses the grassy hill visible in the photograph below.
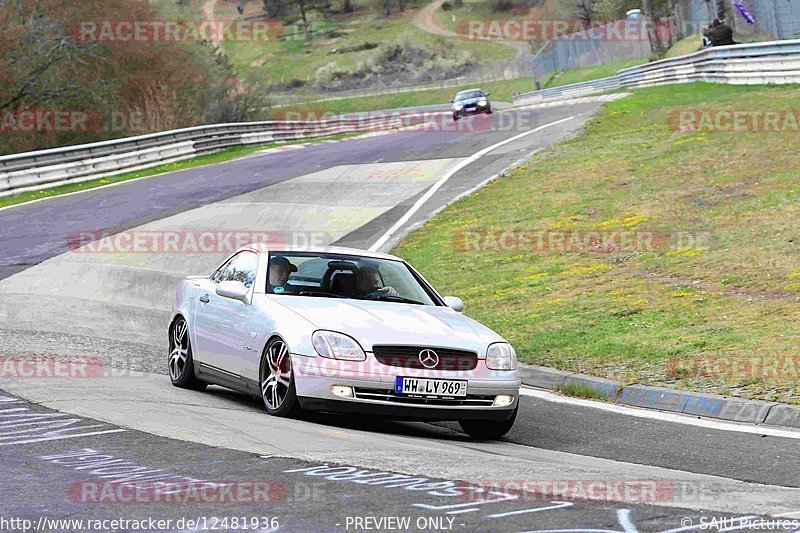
[152,0,515,91]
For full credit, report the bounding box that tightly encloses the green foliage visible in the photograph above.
[0,0,242,155]
[490,0,514,12]
[556,384,609,400]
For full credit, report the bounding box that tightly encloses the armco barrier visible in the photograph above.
[0,112,443,198]
[513,38,800,106]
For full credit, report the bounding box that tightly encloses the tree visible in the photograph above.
[263,0,289,18]
[0,0,243,154]
[573,0,593,26]
[0,10,101,112]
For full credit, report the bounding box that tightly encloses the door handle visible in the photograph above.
[199,294,210,303]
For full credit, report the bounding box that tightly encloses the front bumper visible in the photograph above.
[292,354,520,421]
[453,105,489,116]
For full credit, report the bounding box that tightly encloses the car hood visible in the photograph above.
[269,296,504,353]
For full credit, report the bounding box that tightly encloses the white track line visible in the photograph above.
[367,115,576,251]
[520,387,800,440]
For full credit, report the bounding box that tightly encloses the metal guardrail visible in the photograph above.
[512,39,800,106]
[0,112,443,198]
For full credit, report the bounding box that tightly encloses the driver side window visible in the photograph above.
[210,258,232,284]
[211,252,259,288]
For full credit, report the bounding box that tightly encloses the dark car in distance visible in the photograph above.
[451,89,492,121]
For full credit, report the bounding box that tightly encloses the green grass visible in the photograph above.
[274,77,534,115]
[556,383,610,400]
[543,58,649,89]
[394,82,800,403]
[152,0,513,85]
[0,133,359,209]
[664,32,703,59]
[216,4,514,82]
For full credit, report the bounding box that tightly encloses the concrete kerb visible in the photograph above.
[519,363,798,430]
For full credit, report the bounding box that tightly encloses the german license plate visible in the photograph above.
[395,377,467,398]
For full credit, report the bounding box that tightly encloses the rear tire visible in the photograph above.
[459,407,517,440]
[260,337,302,418]
[168,317,207,391]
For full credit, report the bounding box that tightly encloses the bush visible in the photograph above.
[441,1,453,11]
[454,0,464,7]
[490,0,514,12]
[329,42,379,54]
[311,34,473,90]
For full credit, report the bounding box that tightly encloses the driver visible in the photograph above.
[268,256,298,294]
[356,265,397,296]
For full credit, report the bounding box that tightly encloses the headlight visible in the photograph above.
[477,99,487,106]
[454,103,463,110]
[486,342,517,370]
[312,330,366,361]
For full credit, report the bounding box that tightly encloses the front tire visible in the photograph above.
[453,113,460,121]
[260,338,301,417]
[459,407,517,440]
[168,317,207,391]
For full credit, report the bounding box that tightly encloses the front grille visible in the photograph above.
[372,345,478,371]
[354,387,494,406]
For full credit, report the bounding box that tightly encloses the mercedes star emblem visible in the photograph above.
[418,349,439,369]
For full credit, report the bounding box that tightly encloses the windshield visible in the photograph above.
[455,90,485,101]
[266,252,438,306]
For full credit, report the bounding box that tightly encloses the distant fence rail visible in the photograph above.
[513,39,800,105]
[0,112,444,198]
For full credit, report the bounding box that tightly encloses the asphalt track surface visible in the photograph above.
[0,393,762,533]
[1,102,799,531]
[0,105,592,281]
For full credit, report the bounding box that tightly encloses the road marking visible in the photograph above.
[520,387,800,440]
[0,404,125,445]
[367,115,576,251]
[487,501,572,518]
[521,508,638,533]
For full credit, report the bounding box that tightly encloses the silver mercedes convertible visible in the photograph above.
[169,245,520,439]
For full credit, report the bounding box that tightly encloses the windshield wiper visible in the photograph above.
[298,291,346,298]
[359,293,425,305]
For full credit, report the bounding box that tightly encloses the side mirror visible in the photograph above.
[443,296,464,313]
[484,92,490,96]
[449,99,454,103]
[216,280,249,303]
